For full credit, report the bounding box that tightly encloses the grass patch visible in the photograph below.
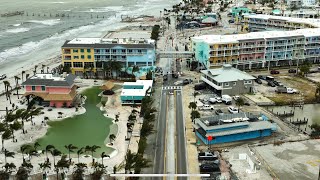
[267,76,317,105]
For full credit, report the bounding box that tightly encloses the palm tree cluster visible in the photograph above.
[189,101,200,123]
[124,95,155,174]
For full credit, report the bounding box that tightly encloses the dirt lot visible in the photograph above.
[254,139,320,180]
[254,75,317,105]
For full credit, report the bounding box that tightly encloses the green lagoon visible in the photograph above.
[37,86,114,157]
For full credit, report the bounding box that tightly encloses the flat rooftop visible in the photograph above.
[104,30,153,40]
[121,80,153,97]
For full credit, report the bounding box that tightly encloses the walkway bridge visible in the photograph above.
[157,51,193,58]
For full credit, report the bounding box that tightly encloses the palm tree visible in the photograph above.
[21,71,25,82]
[315,83,320,100]
[3,81,10,100]
[100,152,110,166]
[134,154,151,174]
[39,161,51,179]
[64,144,77,162]
[33,142,40,151]
[45,145,55,161]
[51,149,62,166]
[1,130,11,151]
[16,166,30,180]
[14,76,21,99]
[193,91,200,102]
[4,149,14,164]
[28,107,43,125]
[109,134,116,144]
[91,162,106,180]
[15,109,28,134]
[41,64,45,73]
[20,144,32,162]
[9,121,22,142]
[85,145,100,164]
[235,97,244,112]
[72,163,87,180]
[3,162,16,174]
[5,90,12,104]
[110,60,123,79]
[56,155,70,180]
[125,150,136,174]
[77,147,84,163]
[132,65,140,77]
[191,110,200,123]
[188,102,197,110]
[102,62,110,79]
[34,65,38,74]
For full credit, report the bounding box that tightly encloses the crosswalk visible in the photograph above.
[162,86,182,90]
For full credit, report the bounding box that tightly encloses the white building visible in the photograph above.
[120,80,153,104]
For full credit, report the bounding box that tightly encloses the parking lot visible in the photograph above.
[252,73,317,105]
[193,89,252,117]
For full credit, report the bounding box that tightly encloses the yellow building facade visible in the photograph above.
[61,47,95,75]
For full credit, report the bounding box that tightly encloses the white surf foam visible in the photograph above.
[12,23,21,27]
[28,19,61,26]
[6,28,30,33]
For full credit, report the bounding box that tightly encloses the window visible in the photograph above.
[122,49,126,53]
[122,56,126,59]
[73,62,83,68]
[138,50,142,53]
[31,86,35,91]
[233,82,237,86]
[244,80,252,84]
[64,62,72,67]
[224,83,229,86]
[105,49,110,53]
[73,56,79,59]
[112,49,117,53]
[218,83,222,86]
[80,49,84,53]
[81,55,85,59]
[41,86,45,91]
[73,49,78,53]
[87,49,91,53]
[84,62,94,68]
[128,49,133,53]
[88,55,91,59]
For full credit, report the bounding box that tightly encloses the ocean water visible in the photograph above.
[0,0,178,75]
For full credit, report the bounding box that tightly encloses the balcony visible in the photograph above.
[63,50,71,54]
[201,76,222,90]
[64,56,71,60]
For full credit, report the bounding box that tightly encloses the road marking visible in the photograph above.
[164,95,168,175]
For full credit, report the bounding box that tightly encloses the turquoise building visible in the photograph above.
[120,80,153,105]
[231,7,251,17]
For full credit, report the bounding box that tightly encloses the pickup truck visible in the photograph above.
[198,152,218,161]
[198,104,214,110]
[275,86,299,94]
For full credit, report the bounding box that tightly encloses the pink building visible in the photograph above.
[22,74,78,108]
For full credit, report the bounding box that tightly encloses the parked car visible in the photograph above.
[183,79,192,85]
[0,74,7,80]
[221,95,232,105]
[266,76,275,81]
[228,106,239,114]
[194,83,206,90]
[255,78,262,84]
[267,80,276,87]
[276,86,299,94]
[209,98,218,104]
[163,75,168,81]
[215,109,224,115]
[270,70,280,74]
[228,19,234,23]
[288,69,297,73]
[244,101,250,106]
[198,104,214,110]
[198,152,218,161]
[199,164,220,173]
[168,91,174,95]
[233,95,240,101]
[258,75,267,80]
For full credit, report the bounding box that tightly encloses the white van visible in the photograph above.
[221,95,232,105]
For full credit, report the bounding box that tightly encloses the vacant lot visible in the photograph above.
[254,140,320,180]
[255,75,316,105]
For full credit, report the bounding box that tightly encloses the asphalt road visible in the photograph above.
[153,90,167,178]
[175,90,188,178]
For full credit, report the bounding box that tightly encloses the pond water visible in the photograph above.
[36,86,114,156]
[269,104,320,133]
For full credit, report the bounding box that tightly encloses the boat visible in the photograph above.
[1,11,24,17]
